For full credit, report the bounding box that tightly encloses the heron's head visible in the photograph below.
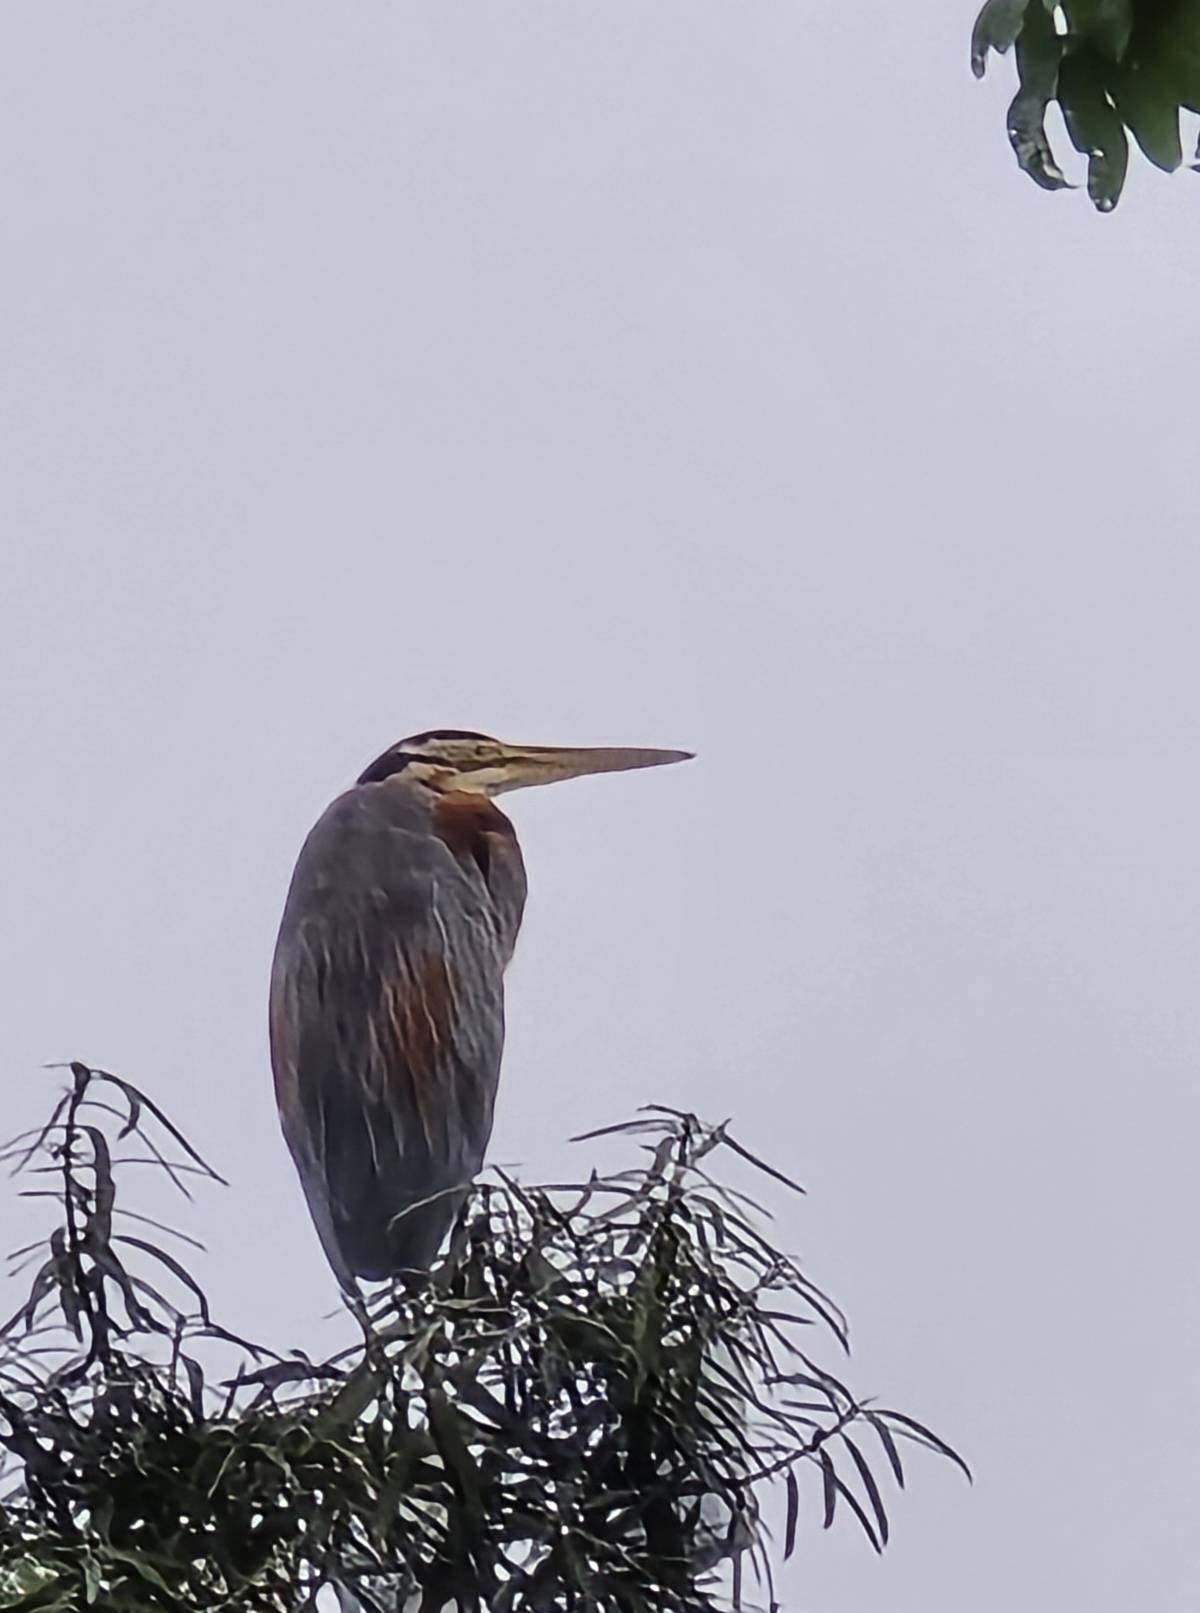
[357,729,693,796]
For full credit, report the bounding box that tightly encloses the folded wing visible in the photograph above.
[270,785,526,1288]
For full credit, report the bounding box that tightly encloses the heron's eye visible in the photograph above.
[457,747,500,772]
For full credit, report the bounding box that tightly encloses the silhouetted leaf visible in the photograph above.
[111,1237,211,1323]
[842,1434,890,1547]
[869,1412,906,1490]
[818,1449,837,1529]
[0,1066,965,1611]
[876,1409,974,1482]
[82,1066,227,1185]
[783,1466,800,1560]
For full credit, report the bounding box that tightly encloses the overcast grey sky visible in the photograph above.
[3,5,1199,1608]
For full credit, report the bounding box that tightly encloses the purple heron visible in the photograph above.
[269,730,691,1293]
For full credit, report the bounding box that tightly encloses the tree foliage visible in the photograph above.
[972,0,1200,208]
[0,1065,965,1611]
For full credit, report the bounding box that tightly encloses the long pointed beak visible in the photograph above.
[495,744,694,793]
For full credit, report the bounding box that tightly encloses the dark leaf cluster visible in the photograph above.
[0,1066,965,1612]
[972,0,1200,208]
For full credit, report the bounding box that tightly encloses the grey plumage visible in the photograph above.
[270,777,525,1290]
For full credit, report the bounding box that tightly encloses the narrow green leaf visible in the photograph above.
[101,1546,181,1599]
[0,1580,76,1613]
[426,1391,484,1525]
[870,1413,906,1489]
